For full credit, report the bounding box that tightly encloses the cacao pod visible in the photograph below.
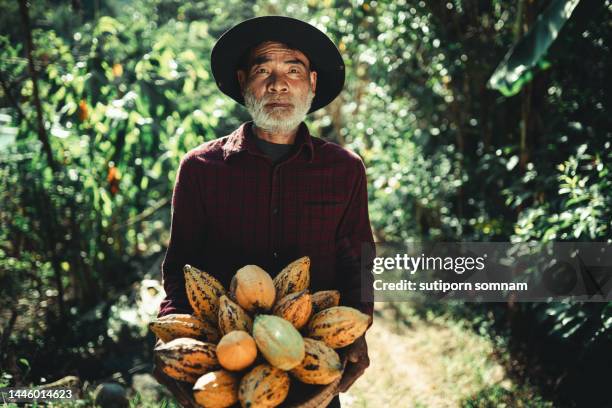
[184,264,226,323]
[155,337,218,383]
[218,295,253,335]
[230,265,275,313]
[272,290,312,330]
[252,315,305,370]
[273,256,310,299]
[193,369,239,408]
[310,290,340,313]
[239,364,289,408]
[290,338,342,385]
[217,331,258,372]
[307,306,371,349]
[149,314,220,343]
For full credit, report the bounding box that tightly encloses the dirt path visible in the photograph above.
[339,303,508,408]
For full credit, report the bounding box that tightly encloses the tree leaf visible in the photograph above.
[488,0,581,96]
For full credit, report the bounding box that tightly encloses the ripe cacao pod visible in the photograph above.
[184,264,226,323]
[290,338,342,385]
[216,331,257,372]
[154,337,219,383]
[149,314,220,343]
[230,265,275,313]
[272,290,312,330]
[273,256,310,299]
[218,295,253,335]
[239,364,289,408]
[310,290,340,313]
[307,306,371,349]
[193,369,239,408]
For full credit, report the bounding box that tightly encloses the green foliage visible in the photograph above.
[511,144,611,241]
[489,0,582,96]
[0,0,247,384]
[461,383,554,408]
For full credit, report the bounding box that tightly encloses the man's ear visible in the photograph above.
[237,70,246,95]
[310,70,317,93]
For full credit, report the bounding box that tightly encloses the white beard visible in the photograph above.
[244,87,315,134]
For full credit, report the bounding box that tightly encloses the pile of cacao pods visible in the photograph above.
[149,256,371,408]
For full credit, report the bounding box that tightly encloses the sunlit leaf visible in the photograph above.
[488,0,582,96]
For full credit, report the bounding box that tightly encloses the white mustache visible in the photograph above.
[262,96,294,105]
[244,88,314,133]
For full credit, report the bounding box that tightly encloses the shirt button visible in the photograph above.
[272,208,279,215]
[273,251,279,259]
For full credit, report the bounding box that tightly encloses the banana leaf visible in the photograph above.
[488,0,582,97]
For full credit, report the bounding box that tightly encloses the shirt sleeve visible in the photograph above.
[158,155,206,318]
[335,157,375,323]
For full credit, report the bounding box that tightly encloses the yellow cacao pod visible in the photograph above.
[193,370,239,408]
[218,295,253,335]
[290,338,342,385]
[307,306,371,349]
[272,290,312,330]
[230,265,275,313]
[149,314,220,343]
[155,337,218,383]
[184,265,226,323]
[239,364,289,408]
[273,256,310,299]
[311,290,340,313]
[216,331,258,372]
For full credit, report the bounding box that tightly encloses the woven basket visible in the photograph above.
[282,357,346,408]
[162,358,346,408]
[283,374,342,408]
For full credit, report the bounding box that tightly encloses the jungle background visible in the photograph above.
[0,0,610,407]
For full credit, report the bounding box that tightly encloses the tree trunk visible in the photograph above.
[18,0,57,172]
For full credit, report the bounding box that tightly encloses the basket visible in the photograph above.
[160,357,346,408]
[282,372,343,408]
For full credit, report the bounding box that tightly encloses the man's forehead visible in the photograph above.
[247,41,311,67]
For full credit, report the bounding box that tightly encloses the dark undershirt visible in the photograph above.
[254,135,295,164]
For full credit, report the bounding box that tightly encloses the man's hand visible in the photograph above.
[337,335,369,393]
[152,339,198,408]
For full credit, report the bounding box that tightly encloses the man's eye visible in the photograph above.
[254,68,267,74]
[289,68,299,73]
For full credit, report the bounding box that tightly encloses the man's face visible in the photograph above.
[237,41,317,133]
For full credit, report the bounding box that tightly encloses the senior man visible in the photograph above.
[154,16,374,407]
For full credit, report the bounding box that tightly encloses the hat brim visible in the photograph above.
[211,16,345,114]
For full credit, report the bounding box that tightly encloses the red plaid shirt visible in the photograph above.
[158,121,374,319]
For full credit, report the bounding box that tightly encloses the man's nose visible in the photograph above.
[266,74,288,93]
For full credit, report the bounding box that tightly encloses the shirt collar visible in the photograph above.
[222,121,314,163]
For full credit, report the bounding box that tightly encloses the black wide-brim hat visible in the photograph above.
[211,16,345,114]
